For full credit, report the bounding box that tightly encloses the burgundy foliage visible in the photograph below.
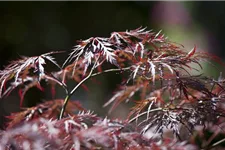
[0,27,225,149]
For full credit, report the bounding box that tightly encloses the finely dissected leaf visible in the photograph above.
[1,111,197,150]
[149,61,156,83]
[63,27,167,76]
[0,52,61,98]
[185,45,196,60]
[56,59,86,84]
[63,37,118,75]
[103,85,142,113]
[128,97,157,120]
[5,99,85,129]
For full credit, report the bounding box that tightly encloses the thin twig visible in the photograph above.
[47,73,69,95]
[91,66,132,77]
[58,63,132,119]
[128,108,162,124]
[58,57,99,119]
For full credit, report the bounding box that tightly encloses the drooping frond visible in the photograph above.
[0,52,61,99]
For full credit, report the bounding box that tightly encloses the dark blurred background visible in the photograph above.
[0,1,225,129]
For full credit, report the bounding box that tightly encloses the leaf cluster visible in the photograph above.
[0,27,225,149]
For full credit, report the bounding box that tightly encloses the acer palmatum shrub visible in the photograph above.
[0,27,225,150]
